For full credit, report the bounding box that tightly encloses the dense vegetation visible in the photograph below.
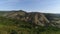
[0,16,60,34]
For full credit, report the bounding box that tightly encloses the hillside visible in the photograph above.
[4,10,60,28]
[0,16,60,34]
[6,11,49,26]
[0,10,60,34]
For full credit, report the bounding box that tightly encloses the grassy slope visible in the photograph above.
[0,17,60,34]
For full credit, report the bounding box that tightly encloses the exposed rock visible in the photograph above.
[1,10,60,28]
[44,13,60,28]
[6,11,50,26]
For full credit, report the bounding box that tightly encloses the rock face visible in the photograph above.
[2,10,60,28]
[6,10,50,26]
[44,13,60,28]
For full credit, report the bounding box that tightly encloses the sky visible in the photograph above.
[0,0,60,13]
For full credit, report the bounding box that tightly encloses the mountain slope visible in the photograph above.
[0,10,60,28]
[0,10,60,34]
[6,10,50,26]
[0,16,60,34]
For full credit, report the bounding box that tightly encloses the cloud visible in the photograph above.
[0,0,60,13]
[0,0,20,5]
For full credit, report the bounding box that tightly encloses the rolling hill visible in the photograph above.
[0,10,60,34]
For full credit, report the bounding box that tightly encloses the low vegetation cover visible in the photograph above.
[0,16,60,34]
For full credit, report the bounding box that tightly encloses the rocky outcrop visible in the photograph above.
[44,13,60,28]
[6,10,50,26]
[1,10,60,28]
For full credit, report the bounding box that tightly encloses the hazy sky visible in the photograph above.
[0,0,60,13]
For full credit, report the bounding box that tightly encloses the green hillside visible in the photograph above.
[0,16,60,34]
[0,10,60,34]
